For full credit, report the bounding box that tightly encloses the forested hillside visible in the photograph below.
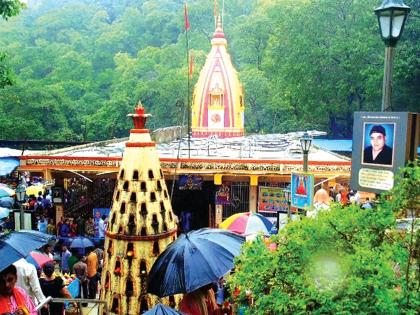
[0,0,419,141]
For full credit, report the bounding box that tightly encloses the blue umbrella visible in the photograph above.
[70,237,94,254]
[0,196,14,208]
[0,230,54,271]
[0,207,10,219]
[148,228,245,297]
[143,303,184,315]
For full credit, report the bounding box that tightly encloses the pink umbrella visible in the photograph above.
[26,251,53,269]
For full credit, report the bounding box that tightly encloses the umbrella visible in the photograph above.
[0,230,53,271]
[0,196,14,208]
[143,303,184,315]
[0,184,15,198]
[148,228,245,297]
[0,207,10,219]
[69,237,94,253]
[25,185,44,197]
[219,212,273,236]
[26,251,53,269]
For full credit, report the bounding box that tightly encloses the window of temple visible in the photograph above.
[160,169,163,177]
[210,94,223,107]
[159,201,165,212]
[140,181,147,192]
[156,180,162,192]
[120,202,126,214]
[140,260,147,277]
[169,296,176,308]
[163,190,168,199]
[152,241,160,256]
[141,227,147,236]
[104,272,110,290]
[115,191,120,201]
[123,181,129,191]
[118,226,123,234]
[119,169,125,180]
[163,223,168,232]
[150,192,156,202]
[114,258,121,275]
[128,215,136,235]
[139,298,148,313]
[133,170,139,181]
[151,214,159,234]
[111,296,120,313]
[169,211,173,222]
[140,203,147,217]
[148,169,154,179]
[126,278,134,297]
[130,192,137,203]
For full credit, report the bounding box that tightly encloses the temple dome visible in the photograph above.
[191,16,244,138]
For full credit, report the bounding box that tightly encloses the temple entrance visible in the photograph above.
[168,180,215,231]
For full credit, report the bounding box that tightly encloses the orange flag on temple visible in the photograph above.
[189,50,194,79]
[184,3,190,30]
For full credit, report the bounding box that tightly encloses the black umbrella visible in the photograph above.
[0,230,54,271]
[148,228,245,297]
[143,303,184,315]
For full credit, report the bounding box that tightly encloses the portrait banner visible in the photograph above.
[290,173,314,210]
[351,112,419,194]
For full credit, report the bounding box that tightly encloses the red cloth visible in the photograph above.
[0,286,36,315]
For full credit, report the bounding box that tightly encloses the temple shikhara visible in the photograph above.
[191,16,245,138]
[101,104,178,314]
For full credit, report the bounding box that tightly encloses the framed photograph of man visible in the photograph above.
[361,123,395,167]
[351,112,419,194]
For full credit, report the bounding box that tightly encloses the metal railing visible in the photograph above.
[36,297,109,315]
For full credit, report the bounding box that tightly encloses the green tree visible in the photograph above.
[229,162,419,314]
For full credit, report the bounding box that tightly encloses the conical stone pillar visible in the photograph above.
[101,103,178,314]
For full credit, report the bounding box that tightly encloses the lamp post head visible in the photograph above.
[375,0,410,47]
[300,132,313,154]
[15,184,26,202]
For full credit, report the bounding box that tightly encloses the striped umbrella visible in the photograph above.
[219,212,273,236]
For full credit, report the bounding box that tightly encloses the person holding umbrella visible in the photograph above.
[0,264,37,315]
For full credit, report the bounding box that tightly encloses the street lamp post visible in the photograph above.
[300,132,312,173]
[374,0,410,112]
[15,184,26,230]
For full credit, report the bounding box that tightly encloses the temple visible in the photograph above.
[191,16,245,138]
[101,104,178,314]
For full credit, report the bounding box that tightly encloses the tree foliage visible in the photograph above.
[0,0,418,140]
[229,161,419,314]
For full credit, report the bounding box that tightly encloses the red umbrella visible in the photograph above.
[26,251,53,269]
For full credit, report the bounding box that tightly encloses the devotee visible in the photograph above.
[86,248,99,299]
[0,264,37,315]
[39,262,74,315]
[60,244,71,274]
[13,258,46,305]
[179,284,218,315]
